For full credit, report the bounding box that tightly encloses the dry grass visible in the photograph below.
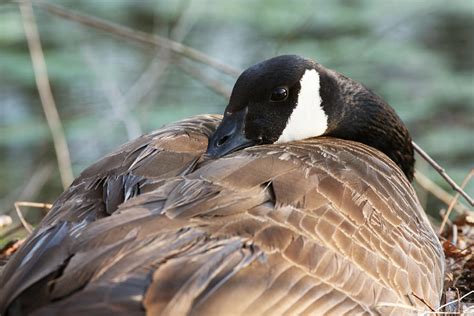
[434,170,474,315]
[439,213,474,314]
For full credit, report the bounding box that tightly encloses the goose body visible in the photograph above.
[0,56,444,315]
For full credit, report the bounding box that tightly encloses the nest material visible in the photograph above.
[440,213,474,314]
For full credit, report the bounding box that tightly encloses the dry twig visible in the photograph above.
[26,0,241,77]
[414,171,471,215]
[19,0,74,188]
[13,201,53,234]
[437,290,474,313]
[412,292,435,312]
[124,0,197,113]
[82,47,142,140]
[413,142,473,206]
[439,170,474,234]
[176,60,232,99]
[1,163,53,217]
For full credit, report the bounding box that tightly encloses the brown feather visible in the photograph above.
[0,115,443,316]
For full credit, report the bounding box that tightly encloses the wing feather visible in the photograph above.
[0,116,444,316]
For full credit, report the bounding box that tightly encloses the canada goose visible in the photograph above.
[0,55,444,315]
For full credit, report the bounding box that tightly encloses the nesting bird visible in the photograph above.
[0,55,444,315]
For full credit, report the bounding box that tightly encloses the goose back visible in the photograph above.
[0,115,444,315]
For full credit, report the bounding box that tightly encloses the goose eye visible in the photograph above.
[270,87,288,102]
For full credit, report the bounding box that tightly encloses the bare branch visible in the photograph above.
[1,163,53,216]
[82,47,142,140]
[412,292,435,312]
[439,170,474,234]
[437,290,474,312]
[13,201,53,234]
[176,60,232,99]
[414,171,471,215]
[413,141,473,206]
[19,0,74,188]
[29,0,241,78]
[14,204,32,234]
[126,0,197,112]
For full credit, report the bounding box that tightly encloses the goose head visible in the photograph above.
[206,55,415,181]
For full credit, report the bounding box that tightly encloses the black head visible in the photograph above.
[206,55,415,181]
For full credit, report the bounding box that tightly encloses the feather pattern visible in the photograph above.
[0,115,443,316]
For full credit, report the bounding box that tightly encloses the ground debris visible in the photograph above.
[440,212,474,314]
[0,239,24,267]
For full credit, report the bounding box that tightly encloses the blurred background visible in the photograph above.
[0,0,473,238]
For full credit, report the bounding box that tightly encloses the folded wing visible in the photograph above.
[0,116,443,316]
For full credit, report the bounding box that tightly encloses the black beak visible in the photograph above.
[206,109,256,158]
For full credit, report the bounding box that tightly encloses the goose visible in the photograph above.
[0,55,444,315]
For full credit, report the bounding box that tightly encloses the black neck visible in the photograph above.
[317,67,415,181]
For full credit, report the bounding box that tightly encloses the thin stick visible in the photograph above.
[414,171,471,215]
[28,0,241,78]
[413,141,473,206]
[124,0,195,112]
[13,201,53,234]
[437,290,474,311]
[412,292,435,312]
[82,47,142,140]
[1,163,53,217]
[176,61,232,99]
[378,292,474,314]
[15,201,53,210]
[439,170,474,234]
[14,203,32,234]
[19,0,74,188]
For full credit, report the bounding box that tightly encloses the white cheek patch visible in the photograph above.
[276,69,328,143]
